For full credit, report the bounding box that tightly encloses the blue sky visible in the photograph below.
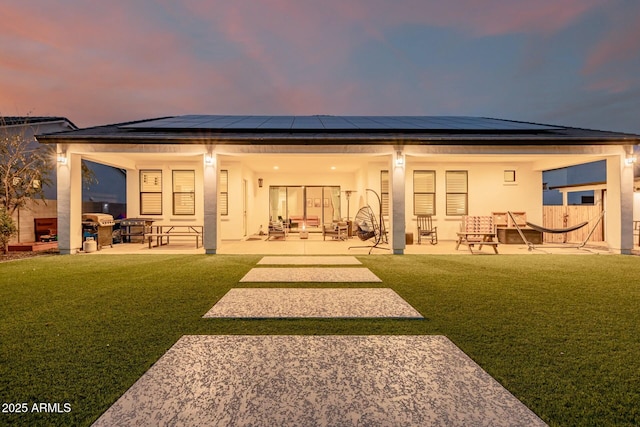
[1,0,639,133]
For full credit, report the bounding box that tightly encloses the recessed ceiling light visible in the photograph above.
[330,166,336,170]
[273,166,279,170]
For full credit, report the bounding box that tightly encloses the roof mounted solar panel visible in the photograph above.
[119,115,564,132]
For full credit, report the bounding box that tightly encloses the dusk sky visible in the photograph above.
[2,1,639,133]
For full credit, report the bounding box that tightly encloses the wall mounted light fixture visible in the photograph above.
[204,153,214,165]
[258,178,263,188]
[395,150,404,166]
[57,152,67,164]
[625,154,637,166]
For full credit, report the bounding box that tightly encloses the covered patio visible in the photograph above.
[37,115,639,255]
[87,234,613,256]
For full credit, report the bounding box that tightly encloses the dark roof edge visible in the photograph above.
[2,116,78,129]
[36,133,640,146]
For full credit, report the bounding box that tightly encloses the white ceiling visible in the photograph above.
[83,151,608,174]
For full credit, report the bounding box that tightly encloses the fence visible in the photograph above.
[542,205,604,243]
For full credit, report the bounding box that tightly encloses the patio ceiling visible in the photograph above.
[81,151,609,174]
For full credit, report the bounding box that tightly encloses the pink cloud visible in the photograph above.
[0,0,626,127]
[584,6,640,73]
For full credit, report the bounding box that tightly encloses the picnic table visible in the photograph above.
[144,225,203,248]
[455,216,499,254]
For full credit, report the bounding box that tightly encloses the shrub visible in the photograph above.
[0,207,17,253]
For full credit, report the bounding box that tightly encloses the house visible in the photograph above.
[36,115,640,254]
[1,116,76,244]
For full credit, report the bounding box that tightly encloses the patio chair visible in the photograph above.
[267,221,288,240]
[323,221,348,240]
[416,215,438,244]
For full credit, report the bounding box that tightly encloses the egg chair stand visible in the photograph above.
[349,189,389,254]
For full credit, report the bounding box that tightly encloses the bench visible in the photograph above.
[144,225,203,248]
[456,215,499,254]
[145,233,201,248]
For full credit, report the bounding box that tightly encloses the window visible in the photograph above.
[504,170,516,183]
[140,170,162,215]
[380,170,389,216]
[414,170,435,215]
[172,170,195,215]
[446,170,468,215]
[220,170,228,216]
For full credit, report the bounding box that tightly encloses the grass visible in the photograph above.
[0,254,638,426]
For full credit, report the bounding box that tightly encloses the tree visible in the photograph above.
[0,207,17,254]
[0,117,54,216]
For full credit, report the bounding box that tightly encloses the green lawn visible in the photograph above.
[0,254,638,426]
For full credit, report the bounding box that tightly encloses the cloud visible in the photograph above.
[0,0,633,130]
[581,3,640,94]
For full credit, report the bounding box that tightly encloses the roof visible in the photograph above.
[36,114,640,146]
[2,116,77,128]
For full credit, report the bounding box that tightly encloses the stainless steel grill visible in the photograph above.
[82,213,115,249]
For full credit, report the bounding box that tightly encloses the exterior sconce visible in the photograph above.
[57,152,67,164]
[204,153,214,165]
[395,150,404,167]
[625,155,637,167]
[258,178,263,188]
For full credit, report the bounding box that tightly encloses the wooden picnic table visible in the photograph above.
[455,231,499,254]
[144,225,203,248]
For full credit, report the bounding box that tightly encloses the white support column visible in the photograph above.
[606,151,634,254]
[391,149,406,254]
[203,152,218,254]
[56,148,82,254]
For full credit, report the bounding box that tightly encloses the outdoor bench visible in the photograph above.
[144,225,203,249]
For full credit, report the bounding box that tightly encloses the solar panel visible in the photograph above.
[120,115,562,131]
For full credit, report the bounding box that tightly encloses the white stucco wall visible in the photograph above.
[220,166,359,240]
[363,160,542,241]
[125,161,205,226]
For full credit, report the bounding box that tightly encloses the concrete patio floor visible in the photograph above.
[90,232,613,256]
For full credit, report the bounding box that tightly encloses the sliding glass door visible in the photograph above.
[269,185,341,231]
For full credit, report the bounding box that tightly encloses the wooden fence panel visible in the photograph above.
[542,206,604,243]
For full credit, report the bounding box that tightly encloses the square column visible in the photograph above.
[56,148,82,254]
[606,152,634,254]
[390,150,406,254]
[203,152,218,254]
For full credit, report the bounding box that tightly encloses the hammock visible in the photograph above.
[507,211,604,251]
[525,221,588,234]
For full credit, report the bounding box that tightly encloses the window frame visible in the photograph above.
[380,170,389,217]
[172,170,195,216]
[140,170,163,215]
[445,170,468,216]
[413,170,436,215]
[220,169,229,216]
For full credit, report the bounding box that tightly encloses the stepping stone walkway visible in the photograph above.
[258,255,361,265]
[93,255,547,426]
[240,267,381,282]
[93,335,546,427]
[203,288,423,318]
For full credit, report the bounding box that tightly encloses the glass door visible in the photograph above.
[269,186,287,222]
[287,186,304,230]
[269,185,341,232]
